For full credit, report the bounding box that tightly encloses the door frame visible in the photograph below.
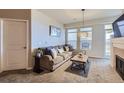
[0,18,29,72]
[0,20,3,73]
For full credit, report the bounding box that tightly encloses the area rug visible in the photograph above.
[65,61,91,77]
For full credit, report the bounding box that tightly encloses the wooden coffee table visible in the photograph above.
[70,53,88,73]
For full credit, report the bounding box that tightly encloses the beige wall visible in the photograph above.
[0,9,32,68]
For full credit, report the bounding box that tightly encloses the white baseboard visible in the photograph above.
[26,67,33,70]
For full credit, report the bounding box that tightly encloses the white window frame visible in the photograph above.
[67,28,78,49]
[80,27,93,50]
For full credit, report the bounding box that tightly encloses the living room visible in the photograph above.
[1,0,124,93]
[0,9,124,83]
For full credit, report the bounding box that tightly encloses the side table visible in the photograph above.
[33,56,44,73]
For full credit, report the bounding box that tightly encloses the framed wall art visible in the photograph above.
[49,25,61,37]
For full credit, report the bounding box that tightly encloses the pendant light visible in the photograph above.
[81,9,87,54]
[81,9,85,28]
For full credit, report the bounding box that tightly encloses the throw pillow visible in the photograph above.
[57,48,64,54]
[64,46,69,51]
[50,48,58,59]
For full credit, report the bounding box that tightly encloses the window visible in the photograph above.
[105,24,113,57]
[67,29,77,49]
[80,27,92,50]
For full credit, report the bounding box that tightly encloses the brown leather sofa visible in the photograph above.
[40,45,74,71]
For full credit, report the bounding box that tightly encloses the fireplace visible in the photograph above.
[116,55,124,80]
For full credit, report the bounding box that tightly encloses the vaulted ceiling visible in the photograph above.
[39,9,123,24]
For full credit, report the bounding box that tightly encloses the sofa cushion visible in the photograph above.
[57,48,64,54]
[59,51,72,60]
[63,51,72,57]
[45,46,58,58]
[50,48,58,59]
[60,53,69,60]
[52,56,64,65]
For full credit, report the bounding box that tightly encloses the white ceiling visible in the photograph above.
[39,9,123,24]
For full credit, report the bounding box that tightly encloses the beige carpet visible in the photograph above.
[0,58,123,83]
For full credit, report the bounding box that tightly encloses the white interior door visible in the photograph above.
[0,20,2,72]
[3,19,28,71]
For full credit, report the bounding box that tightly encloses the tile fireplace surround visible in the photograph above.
[111,37,124,69]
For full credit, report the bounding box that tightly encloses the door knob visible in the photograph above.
[23,46,27,49]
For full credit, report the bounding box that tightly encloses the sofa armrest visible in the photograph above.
[41,55,54,66]
[42,55,53,61]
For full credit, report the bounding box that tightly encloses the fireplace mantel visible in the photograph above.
[112,37,124,49]
[111,37,124,68]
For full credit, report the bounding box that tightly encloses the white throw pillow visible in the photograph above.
[50,48,58,58]
[58,48,64,54]
[64,46,69,51]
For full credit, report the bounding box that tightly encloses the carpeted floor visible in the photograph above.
[0,58,123,83]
